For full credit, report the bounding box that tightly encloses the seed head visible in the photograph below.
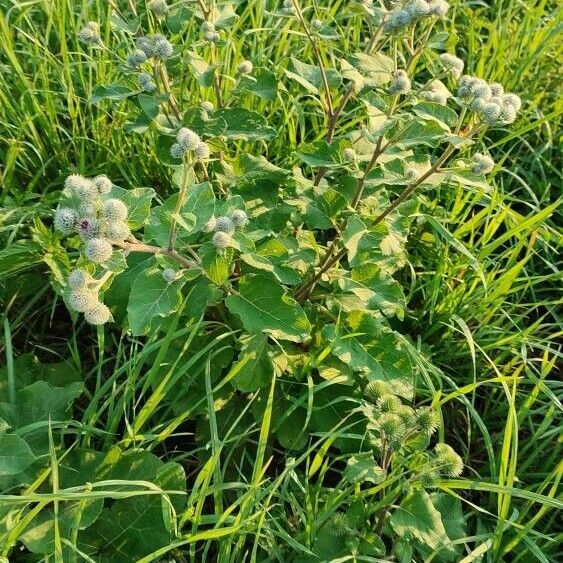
[177,127,201,150]
[471,153,495,174]
[498,103,517,124]
[503,93,522,111]
[69,289,98,313]
[480,102,502,126]
[490,82,504,96]
[416,407,440,435]
[364,380,389,403]
[54,208,78,234]
[148,0,168,16]
[105,220,131,243]
[78,22,101,45]
[215,216,235,233]
[237,60,253,75]
[200,101,214,112]
[65,174,97,201]
[85,237,113,264]
[127,49,147,69]
[434,443,463,477]
[202,216,217,233]
[384,9,411,32]
[377,394,402,413]
[389,69,411,94]
[77,217,102,240]
[439,53,464,79]
[170,143,185,159]
[84,302,112,325]
[406,0,431,18]
[93,175,112,194]
[162,268,180,283]
[231,209,248,227]
[194,141,210,160]
[428,0,449,17]
[152,37,173,59]
[212,231,231,249]
[102,198,128,221]
[136,36,154,57]
[67,269,90,290]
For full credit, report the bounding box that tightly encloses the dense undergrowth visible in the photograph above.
[0,0,561,561]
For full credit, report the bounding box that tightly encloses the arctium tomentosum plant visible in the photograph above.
[45,0,523,558]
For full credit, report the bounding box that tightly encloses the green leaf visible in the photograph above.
[201,244,232,285]
[90,84,135,104]
[240,71,278,101]
[127,268,186,335]
[138,93,160,120]
[390,490,452,551]
[412,101,458,130]
[285,58,341,95]
[187,51,219,87]
[212,2,239,29]
[110,186,156,229]
[296,139,351,168]
[0,434,34,476]
[225,274,311,342]
[304,189,348,230]
[344,454,385,484]
[214,108,276,140]
[231,334,274,391]
[351,52,394,87]
[109,12,139,34]
[396,119,445,148]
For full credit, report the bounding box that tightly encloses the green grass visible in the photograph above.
[1,0,562,561]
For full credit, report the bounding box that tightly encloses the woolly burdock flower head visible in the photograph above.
[162,268,180,283]
[79,202,98,218]
[237,60,253,75]
[170,143,185,159]
[343,148,356,162]
[194,142,210,160]
[148,0,168,16]
[84,302,112,325]
[389,69,411,94]
[102,198,128,221]
[177,127,201,150]
[282,0,295,15]
[479,102,502,126]
[503,93,522,111]
[416,407,440,435]
[93,175,112,195]
[311,18,323,30]
[215,216,235,233]
[203,29,220,42]
[384,9,411,33]
[200,101,214,113]
[54,208,78,234]
[490,82,504,97]
[127,49,147,69]
[152,36,173,59]
[378,412,404,439]
[377,393,402,413]
[439,53,464,79]
[136,36,154,57]
[212,231,231,249]
[231,209,248,227]
[65,174,97,201]
[138,72,156,93]
[69,289,98,313]
[78,22,101,45]
[364,380,389,403]
[85,237,113,264]
[77,217,102,240]
[434,443,463,477]
[471,153,495,175]
[428,0,449,17]
[202,216,217,233]
[406,0,431,18]
[105,221,131,243]
[67,269,90,290]
[327,512,351,538]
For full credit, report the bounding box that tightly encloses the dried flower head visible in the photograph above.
[212,231,231,249]
[389,69,411,94]
[194,141,210,160]
[177,127,201,150]
[215,216,235,233]
[85,237,113,264]
[237,60,253,75]
[84,302,112,325]
[231,209,248,227]
[67,269,90,290]
[69,289,98,313]
[439,53,464,79]
[471,153,495,174]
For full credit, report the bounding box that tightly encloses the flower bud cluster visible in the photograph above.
[148,0,168,17]
[384,1,450,33]
[170,128,211,160]
[439,53,464,79]
[458,76,521,125]
[66,268,112,325]
[237,60,253,75]
[78,22,101,45]
[134,34,173,61]
[201,21,220,43]
[388,70,411,95]
[55,174,131,264]
[204,210,248,250]
[471,153,495,175]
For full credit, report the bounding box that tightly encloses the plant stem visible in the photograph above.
[168,159,191,251]
[116,241,197,270]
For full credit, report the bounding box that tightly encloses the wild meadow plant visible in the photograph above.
[31,0,525,559]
